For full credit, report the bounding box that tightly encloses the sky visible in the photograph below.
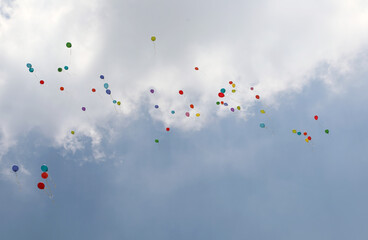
[1,0,368,239]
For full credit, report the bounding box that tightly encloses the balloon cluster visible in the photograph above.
[216,81,241,112]
[37,164,53,199]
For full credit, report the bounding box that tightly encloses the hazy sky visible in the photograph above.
[1,0,368,239]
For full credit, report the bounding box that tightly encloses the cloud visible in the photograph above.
[0,0,368,162]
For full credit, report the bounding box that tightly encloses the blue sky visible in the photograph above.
[1,0,368,239]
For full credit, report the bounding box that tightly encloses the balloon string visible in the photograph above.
[48,175,56,188]
[15,173,21,190]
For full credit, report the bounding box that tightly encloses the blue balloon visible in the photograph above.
[100,75,104,79]
[41,164,48,172]
[12,165,19,173]
[64,66,69,70]
[104,83,109,89]
[29,68,34,73]
[220,88,226,93]
[155,105,159,109]
[171,110,175,114]
[26,63,32,68]
[113,100,117,104]
[106,89,111,95]
[260,123,265,128]
[224,103,228,106]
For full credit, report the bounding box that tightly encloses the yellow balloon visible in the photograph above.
[292,129,297,133]
[237,106,241,110]
[232,83,236,88]
[71,131,75,135]
[196,113,200,117]
[305,138,309,143]
[151,36,156,42]
[117,101,121,106]
[232,89,236,93]
[260,109,265,114]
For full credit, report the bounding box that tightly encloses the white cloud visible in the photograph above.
[0,0,367,161]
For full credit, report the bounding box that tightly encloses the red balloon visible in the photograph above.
[229,81,233,85]
[194,67,199,70]
[314,115,318,120]
[221,101,224,105]
[37,182,45,190]
[250,87,254,90]
[303,132,307,136]
[308,136,312,140]
[40,80,44,85]
[218,92,225,98]
[166,127,170,132]
[41,172,48,179]
[190,104,194,109]
[179,90,183,95]
[60,87,64,91]
[255,95,260,99]
[92,88,96,92]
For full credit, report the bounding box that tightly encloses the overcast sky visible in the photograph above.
[1,0,368,239]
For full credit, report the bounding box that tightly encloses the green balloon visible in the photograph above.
[58,67,62,72]
[216,101,220,105]
[41,164,48,172]
[66,42,72,48]
[325,129,329,134]
[155,139,159,143]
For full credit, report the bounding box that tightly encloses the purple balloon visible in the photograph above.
[230,108,235,112]
[82,107,86,111]
[150,89,154,93]
[185,112,190,117]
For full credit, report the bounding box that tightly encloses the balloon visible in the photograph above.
[325,129,329,134]
[260,123,265,128]
[303,132,307,136]
[66,42,72,48]
[60,87,64,91]
[255,95,260,99]
[179,90,183,95]
[229,81,233,85]
[150,89,154,93]
[151,36,156,42]
[230,108,235,112]
[308,136,312,140]
[12,165,19,173]
[232,84,236,88]
[166,127,170,131]
[314,115,318,120]
[41,164,48,172]
[37,182,45,190]
[100,75,104,79]
[218,92,225,98]
[224,102,228,106]
[40,80,44,85]
[196,113,200,117]
[58,68,62,72]
[190,104,194,109]
[232,89,236,93]
[250,87,254,90]
[305,138,309,143]
[113,100,117,104]
[297,132,301,135]
[64,66,69,70]
[154,105,159,108]
[41,172,48,179]
[220,101,224,105]
[29,68,34,73]
[220,88,226,93]
[104,83,109,89]
[237,106,241,110]
[26,63,32,68]
[185,112,190,117]
[292,129,297,133]
[195,67,199,70]
[82,107,86,111]
[171,110,175,114]
[117,101,121,105]
[155,139,159,143]
[106,89,111,95]
[92,88,96,92]
[71,131,75,135]
[260,109,265,114]
[216,101,220,105]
